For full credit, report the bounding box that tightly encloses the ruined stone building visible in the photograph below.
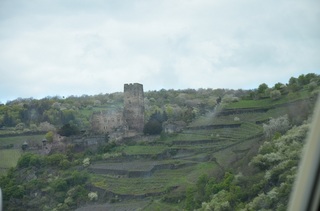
[91,83,144,139]
[91,109,127,134]
[124,83,144,133]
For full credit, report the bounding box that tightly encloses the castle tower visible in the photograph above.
[123,83,144,133]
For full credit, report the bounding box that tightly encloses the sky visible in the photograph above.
[0,0,319,103]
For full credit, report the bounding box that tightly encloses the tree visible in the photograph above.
[288,77,301,92]
[273,82,284,90]
[58,123,79,136]
[258,83,268,94]
[143,111,167,135]
[143,119,162,135]
[82,158,90,167]
[3,111,15,127]
[88,192,98,201]
[15,123,25,131]
[263,115,290,139]
[45,131,54,143]
[39,121,56,132]
[270,90,281,100]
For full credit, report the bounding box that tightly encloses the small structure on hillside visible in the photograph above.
[22,141,28,151]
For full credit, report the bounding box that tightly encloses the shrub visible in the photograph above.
[59,159,71,169]
[45,131,54,143]
[51,179,68,192]
[17,153,43,168]
[58,123,80,137]
[83,158,90,167]
[30,124,38,132]
[222,95,239,103]
[307,81,317,91]
[270,90,281,100]
[15,123,25,131]
[263,115,290,139]
[258,83,269,94]
[46,153,67,166]
[39,121,56,132]
[66,171,89,186]
[143,120,162,135]
[88,192,98,201]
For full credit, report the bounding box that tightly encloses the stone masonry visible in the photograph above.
[123,83,144,133]
[91,83,144,137]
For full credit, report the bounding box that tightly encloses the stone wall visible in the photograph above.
[123,83,145,133]
[90,83,145,138]
[91,109,127,134]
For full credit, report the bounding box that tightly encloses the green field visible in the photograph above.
[122,145,168,155]
[225,89,311,109]
[0,134,45,147]
[0,149,21,176]
[91,161,218,196]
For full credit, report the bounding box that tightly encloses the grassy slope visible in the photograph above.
[0,149,21,176]
[2,87,316,210]
[225,89,311,109]
[0,134,44,176]
[0,134,44,147]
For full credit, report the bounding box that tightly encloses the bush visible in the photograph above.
[88,192,98,201]
[15,123,25,131]
[46,153,67,166]
[270,90,281,100]
[58,123,79,137]
[17,153,44,168]
[234,117,240,122]
[307,81,317,91]
[66,171,89,186]
[143,120,162,135]
[258,83,269,94]
[263,115,290,139]
[39,121,56,132]
[59,159,71,169]
[45,131,54,143]
[51,179,68,192]
[82,158,90,167]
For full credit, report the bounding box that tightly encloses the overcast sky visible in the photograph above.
[0,0,319,103]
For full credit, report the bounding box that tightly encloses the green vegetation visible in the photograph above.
[0,134,44,147]
[123,145,168,155]
[196,123,310,211]
[0,149,21,176]
[0,73,319,210]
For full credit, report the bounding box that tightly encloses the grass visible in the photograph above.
[144,200,183,211]
[90,159,221,197]
[213,137,260,168]
[0,134,44,147]
[225,89,311,109]
[169,122,262,144]
[0,149,21,176]
[185,162,220,183]
[122,145,168,155]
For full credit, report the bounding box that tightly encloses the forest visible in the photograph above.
[0,73,319,211]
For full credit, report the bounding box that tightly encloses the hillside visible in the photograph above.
[0,73,319,210]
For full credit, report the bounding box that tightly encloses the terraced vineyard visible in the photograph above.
[82,102,296,210]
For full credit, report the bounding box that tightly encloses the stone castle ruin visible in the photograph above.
[91,83,144,140]
[124,83,144,132]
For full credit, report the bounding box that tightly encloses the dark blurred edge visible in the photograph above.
[288,95,320,211]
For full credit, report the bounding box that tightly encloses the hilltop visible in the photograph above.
[0,73,319,210]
